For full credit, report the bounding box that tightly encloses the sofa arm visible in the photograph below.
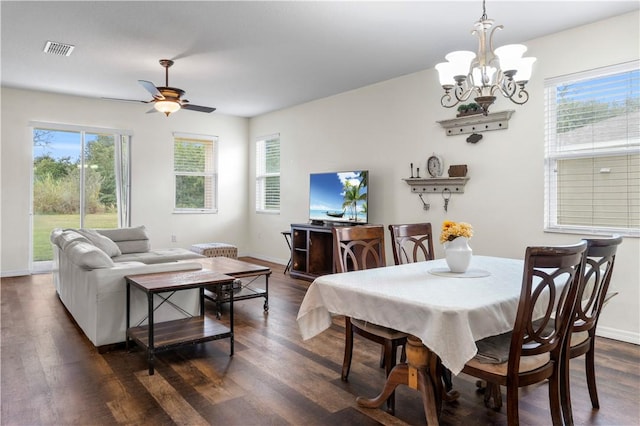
[85,261,204,347]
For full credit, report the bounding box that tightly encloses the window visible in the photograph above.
[256,134,280,213]
[173,133,217,212]
[30,122,131,269]
[544,61,639,236]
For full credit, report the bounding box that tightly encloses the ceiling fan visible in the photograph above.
[106,59,216,116]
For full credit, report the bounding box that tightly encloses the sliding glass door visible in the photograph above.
[31,125,130,270]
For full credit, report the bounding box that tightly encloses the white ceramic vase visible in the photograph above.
[444,236,472,273]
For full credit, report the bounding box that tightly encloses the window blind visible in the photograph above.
[256,135,280,212]
[173,134,217,211]
[544,61,640,236]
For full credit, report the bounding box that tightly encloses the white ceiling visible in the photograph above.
[2,1,638,118]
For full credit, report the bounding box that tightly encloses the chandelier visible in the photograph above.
[435,0,536,115]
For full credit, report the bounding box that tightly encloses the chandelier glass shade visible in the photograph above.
[154,100,181,116]
[435,1,536,115]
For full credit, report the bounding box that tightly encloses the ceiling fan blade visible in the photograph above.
[182,104,216,113]
[102,97,152,104]
[138,80,164,100]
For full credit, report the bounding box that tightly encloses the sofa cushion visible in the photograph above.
[58,230,91,251]
[66,241,115,270]
[96,226,150,254]
[113,248,204,264]
[115,239,151,254]
[75,228,122,257]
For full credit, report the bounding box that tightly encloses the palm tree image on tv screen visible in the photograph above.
[309,171,368,224]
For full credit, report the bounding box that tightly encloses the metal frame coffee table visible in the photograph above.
[125,269,236,375]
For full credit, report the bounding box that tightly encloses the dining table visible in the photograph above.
[296,255,528,425]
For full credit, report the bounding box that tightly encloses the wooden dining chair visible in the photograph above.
[387,222,459,400]
[461,242,587,426]
[561,235,623,425]
[333,224,408,414]
[387,223,435,265]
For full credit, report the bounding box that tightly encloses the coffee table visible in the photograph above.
[191,257,272,317]
[125,269,236,375]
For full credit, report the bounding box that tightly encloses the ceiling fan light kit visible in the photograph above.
[154,100,181,116]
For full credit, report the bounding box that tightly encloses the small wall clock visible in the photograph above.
[427,154,444,177]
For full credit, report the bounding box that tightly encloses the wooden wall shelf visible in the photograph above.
[403,177,469,193]
[437,110,514,136]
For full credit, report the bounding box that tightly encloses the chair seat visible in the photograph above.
[474,331,511,364]
[467,353,550,376]
[468,330,551,376]
[351,318,408,340]
[570,330,589,347]
[534,320,590,349]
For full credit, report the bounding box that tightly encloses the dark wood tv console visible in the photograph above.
[289,223,335,281]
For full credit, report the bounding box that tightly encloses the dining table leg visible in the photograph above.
[356,335,443,425]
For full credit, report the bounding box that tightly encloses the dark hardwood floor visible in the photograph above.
[2,258,639,425]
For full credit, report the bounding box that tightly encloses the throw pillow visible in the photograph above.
[65,241,115,270]
[96,225,148,242]
[58,230,91,251]
[96,226,151,254]
[76,228,122,257]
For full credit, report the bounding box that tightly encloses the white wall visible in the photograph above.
[1,88,249,276]
[248,11,640,344]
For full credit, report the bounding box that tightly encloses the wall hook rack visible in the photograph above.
[418,193,430,211]
[403,177,469,193]
[437,110,514,136]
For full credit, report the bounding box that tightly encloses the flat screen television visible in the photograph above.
[309,170,368,225]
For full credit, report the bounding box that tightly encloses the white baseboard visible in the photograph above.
[1,269,31,278]
[596,325,640,345]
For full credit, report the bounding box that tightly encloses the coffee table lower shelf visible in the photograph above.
[206,286,267,317]
[128,315,233,356]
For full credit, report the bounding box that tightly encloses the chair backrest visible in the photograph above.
[388,223,435,265]
[573,236,623,334]
[332,225,386,273]
[508,242,587,372]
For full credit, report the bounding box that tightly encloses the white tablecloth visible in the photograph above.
[296,256,524,375]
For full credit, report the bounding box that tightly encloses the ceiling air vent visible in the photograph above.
[43,41,75,56]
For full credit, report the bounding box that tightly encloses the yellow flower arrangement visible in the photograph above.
[440,220,473,244]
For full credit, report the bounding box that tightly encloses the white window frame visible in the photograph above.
[544,61,640,237]
[173,132,218,213]
[28,121,132,272]
[255,134,280,214]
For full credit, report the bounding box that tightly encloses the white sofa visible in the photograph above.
[50,226,205,351]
